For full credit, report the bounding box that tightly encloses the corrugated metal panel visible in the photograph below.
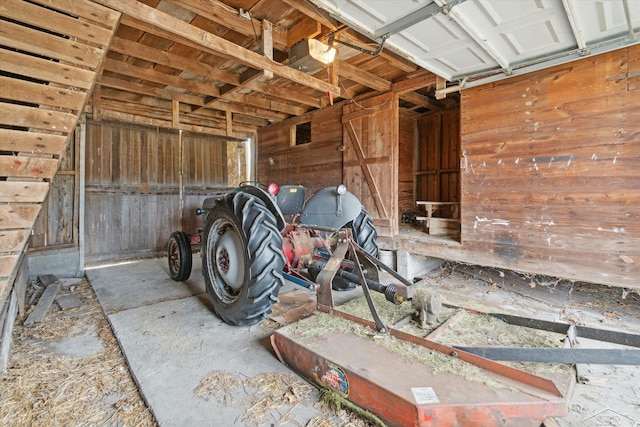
[311,0,640,88]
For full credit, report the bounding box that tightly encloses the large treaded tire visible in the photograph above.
[167,231,192,281]
[202,192,285,326]
[350,208,378,258]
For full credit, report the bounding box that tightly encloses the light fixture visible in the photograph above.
[289,38,337,73]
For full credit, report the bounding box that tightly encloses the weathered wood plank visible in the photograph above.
[0,155,59,180]
[0,181,49,203]
[0,255,19,278]
[23,277,61,326]
[459,46,640,287]
[0,230,30,253]
[94,0,339,95]
[28,0,120,28]
[0,291,17,370]
[0,76,87,111]
[0,0,114,46]
[0,103,77,133]
[0,49,95,90]
[103,58,221,98]
[0,129,68,156]
[0,205,42,229]
[0,19,103,69]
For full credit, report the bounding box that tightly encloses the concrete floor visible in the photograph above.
[85,257,640,427]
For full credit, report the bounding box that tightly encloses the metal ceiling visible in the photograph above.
[310,0,640,90]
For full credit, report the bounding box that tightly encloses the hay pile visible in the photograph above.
[432,310,573,377]
[288,311,512,392]
[0,279,155,426]
[193,370,376,426]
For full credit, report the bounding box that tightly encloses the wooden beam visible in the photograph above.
[288,17,321,49]
[392,70,437,93]
[99,77,206,106]
[339,62,391,92]
[226,110,232,137]
[172,100,180,128]
[92,85,103,122]
[400,91,445,110]
[343,121,388,217]
[97,109,249,140]
[281,0,338,30]
[103,58,221,98]
[172,0,288,51]
[262,20,274,81]
[94,0,339,95]
[109,36,240,86]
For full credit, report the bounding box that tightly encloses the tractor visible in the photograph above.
[166,182,421,327]
[165,183,580,426]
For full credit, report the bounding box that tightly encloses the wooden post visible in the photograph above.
[262,20,274,80]
[78,118,86,274]
[92,86,102,122]
[178,129,184,232]
[172,100,180,128]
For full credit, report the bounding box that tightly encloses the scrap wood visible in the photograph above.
[23,275,62,327]
[0,278,155,426]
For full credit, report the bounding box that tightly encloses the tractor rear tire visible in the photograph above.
[351,208,378,258]
[167,231,192,281]
[202,192,285,326]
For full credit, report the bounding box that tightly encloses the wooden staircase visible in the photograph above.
[0,0,120,307]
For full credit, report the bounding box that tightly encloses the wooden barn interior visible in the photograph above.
[1,0,639,425]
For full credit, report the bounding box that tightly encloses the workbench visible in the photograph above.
[415,201,460,237]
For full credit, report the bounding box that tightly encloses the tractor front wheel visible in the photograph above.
[202,192,285,326]
[167,231,193,281]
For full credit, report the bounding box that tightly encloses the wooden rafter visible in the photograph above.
[94,0,340,96]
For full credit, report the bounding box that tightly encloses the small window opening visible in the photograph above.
[294,121,312,146]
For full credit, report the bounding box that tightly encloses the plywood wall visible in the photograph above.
[460,46,639,287]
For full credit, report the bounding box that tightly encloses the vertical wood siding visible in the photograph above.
[398,111,416,213]
[415,109,461,202]
[84,120,228,262]
[460,46,640,287]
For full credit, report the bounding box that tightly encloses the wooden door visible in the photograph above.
[342,94,398,237]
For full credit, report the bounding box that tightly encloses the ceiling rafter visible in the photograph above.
[94,0,340,96]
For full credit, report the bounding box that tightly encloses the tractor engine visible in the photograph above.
[281,225,336,269]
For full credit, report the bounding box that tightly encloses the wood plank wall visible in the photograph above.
[30,131,78,249]
[398,111,416,213]
[416,109,461,202]
[84,120,229,262]
[257,103,343,193]
[0,0,119,306]
[460,46,640,288]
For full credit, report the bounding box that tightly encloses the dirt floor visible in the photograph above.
[1,261,639,427]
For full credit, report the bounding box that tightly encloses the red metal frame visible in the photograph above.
[271,232,574,426]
